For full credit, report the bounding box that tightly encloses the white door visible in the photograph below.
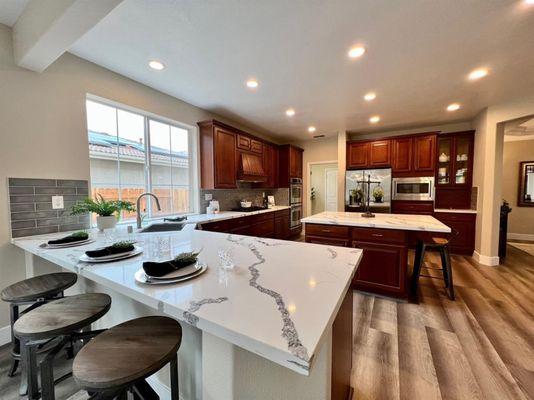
[325,168,338,211]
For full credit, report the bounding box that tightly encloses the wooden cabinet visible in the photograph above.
[278,145,304,187]
[435,131,475,209]
[369,140,391,166]
[198,120,237,189]
[237,134,263,154]
[392,137,413,173]
[434,212,476,255]
[274,209,290,239]
[413,134,436,172]
[347,133,436,175]
[347,142,369,169]
[259,143,278,188]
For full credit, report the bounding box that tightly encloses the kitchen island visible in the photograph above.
[12,224,361,400]
[302,211,450,299]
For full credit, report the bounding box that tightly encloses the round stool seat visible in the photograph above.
[1,272,77,303]
[431,237,449,246]
[13,293,111,341]
[73,316,182,391]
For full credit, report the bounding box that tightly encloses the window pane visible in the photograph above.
[150,120,172,217]
[171,126,190,213]
[117,109,146,220]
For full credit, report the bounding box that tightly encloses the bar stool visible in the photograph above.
[412,232,457,300]
[73,316,182,400]
[1,272,78,378]
[13,293,111,400]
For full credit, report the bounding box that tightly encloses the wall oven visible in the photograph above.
[290,204,302,228]
[290,178,303,205]
[392,177,435,201]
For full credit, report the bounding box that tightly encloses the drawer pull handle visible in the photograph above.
[372,233,383,237]
[322,229,331,233]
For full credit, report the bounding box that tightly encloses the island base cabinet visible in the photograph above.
[352,241,408,299]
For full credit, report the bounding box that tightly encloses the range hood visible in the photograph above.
[238,152,267,182]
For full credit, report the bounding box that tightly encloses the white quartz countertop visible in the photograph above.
[302,211,451,233]
[184,205,290,224]
[12,225,360,376]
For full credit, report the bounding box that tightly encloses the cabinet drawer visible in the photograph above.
[250,140,263,154]
[201,219,229,232]
[392,201,434,215]
[306,236,350,247]
[248,212,274,224]
[274,209,290,219]
[237,134,251,150]
[305,224,350,238]
[352,227,406,244]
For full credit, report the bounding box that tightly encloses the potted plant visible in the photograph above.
[350,188,363,205]
[372,186,384,203]
[71,195,136,231]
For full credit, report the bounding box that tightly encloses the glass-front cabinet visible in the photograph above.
[436,132,474,188]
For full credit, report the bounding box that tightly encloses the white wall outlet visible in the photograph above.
[205,193,213,201]
[52,195,64,210]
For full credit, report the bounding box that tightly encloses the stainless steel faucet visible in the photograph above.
[136,193,161,229]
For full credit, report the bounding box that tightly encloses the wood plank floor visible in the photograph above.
[352,244,534,400]
[0,245,532,399]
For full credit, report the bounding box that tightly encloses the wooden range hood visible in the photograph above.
[238,152,267,182]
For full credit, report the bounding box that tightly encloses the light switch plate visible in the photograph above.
[205,193,213,201]
[52,196,64,209]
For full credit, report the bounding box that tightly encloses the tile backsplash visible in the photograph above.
[8,178,90,238]
[199,188,289,212]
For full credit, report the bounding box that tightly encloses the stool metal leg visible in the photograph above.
[170,355,179,400]
[8,303,20,377]
[411,241,426,295]
[444,247,455,300]
[439,248,450,288]
[21,339,39,400]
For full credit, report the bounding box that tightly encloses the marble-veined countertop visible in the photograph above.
[302,211,451,232]
[11,225,360,376]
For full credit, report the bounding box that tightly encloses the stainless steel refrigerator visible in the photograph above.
[345,168,392,213]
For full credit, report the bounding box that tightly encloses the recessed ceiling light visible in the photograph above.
[525,0,534,4]
[308,126,316,133]
[148,60,165,70]
[369,115,380,124]
[348,46,366,59]
[285,108,295,117]
[246,79,259,88]
[364,92,376,101]
[447,103,461,112]
[468,68,489,81]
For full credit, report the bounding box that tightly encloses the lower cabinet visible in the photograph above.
[199,209,291,240]
[391,200,434,215]
[433,212,476,255]
[304,223,410,299]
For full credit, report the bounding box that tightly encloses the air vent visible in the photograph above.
[313,134,325,138]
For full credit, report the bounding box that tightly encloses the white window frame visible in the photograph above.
[85,94,200,220]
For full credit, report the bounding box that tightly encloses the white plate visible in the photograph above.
[79,246,143,263]
[135,262,207,285]
[81,246,138,261]
[44,239,94,248]
[147,261,203,280]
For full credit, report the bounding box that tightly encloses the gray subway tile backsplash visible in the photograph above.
[8,178,90,238]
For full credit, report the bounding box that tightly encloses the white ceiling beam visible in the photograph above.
[13,0,123,72]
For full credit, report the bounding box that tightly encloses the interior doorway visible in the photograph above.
[309,162,338,216]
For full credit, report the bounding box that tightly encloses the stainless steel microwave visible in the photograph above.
[392,177,435,201]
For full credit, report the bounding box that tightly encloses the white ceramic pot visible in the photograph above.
[96,215,117,231]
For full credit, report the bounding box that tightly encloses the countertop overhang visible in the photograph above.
[11,221,360,376]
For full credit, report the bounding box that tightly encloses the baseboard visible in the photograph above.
[507,232,534,241]
[473,251,500,266]
[146,375,183,400]
[0,325,10,346]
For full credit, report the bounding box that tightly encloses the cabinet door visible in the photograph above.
[347,142,369,169]
[413,135,436,172]
[352,241,406,296]
[237,134,251,151]
[392,137,413,173]
[289,146,303,178]
[261,144,274,188]
[275,215,290,239]
[369,140,391,166]
[214,128,237,188]
[434,213,475,254]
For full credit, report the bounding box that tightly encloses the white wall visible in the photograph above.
[0,23,273,328]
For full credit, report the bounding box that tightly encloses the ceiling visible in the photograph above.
[4,0,534,141]
[504,116,534,141]
[0,0,30,26]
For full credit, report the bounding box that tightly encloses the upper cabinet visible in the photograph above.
[435,130,475,209]
[278,144,304,187]
[347,132,437,176]
[369,140,391,166]
[198,120,281,189]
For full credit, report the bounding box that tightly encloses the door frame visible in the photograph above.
[306,160,339,217]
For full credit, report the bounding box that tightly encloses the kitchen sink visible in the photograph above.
[139,223,186,233]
